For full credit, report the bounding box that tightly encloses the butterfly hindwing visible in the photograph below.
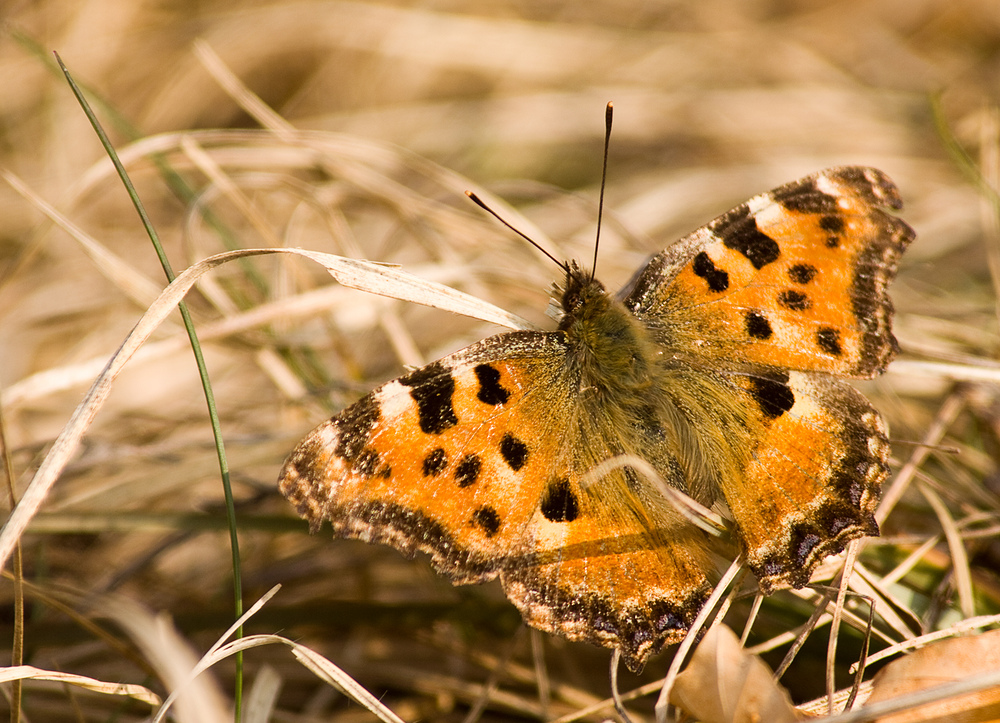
[721,369,888,591]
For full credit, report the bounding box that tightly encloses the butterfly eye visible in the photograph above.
[561,287,582,314]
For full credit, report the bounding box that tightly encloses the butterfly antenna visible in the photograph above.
[592,101,614,281]
[465,190,568,272]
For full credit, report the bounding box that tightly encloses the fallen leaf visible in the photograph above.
[671,625,799,723]
[864,629,1000,722]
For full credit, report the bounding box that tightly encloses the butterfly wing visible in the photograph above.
[621,166,911,591]
[623,166,913,377]
[721,369,888,591]
[653,363,889,592]
[279,331,713,671]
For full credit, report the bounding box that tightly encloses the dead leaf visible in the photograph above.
[864,629,1000,722]
[671,625,799,723]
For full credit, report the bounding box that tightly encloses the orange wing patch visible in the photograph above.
[626,167,913,378]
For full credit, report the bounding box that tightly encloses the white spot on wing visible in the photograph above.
[815,172,841,198]
[745,194,772,215]
[375,381,412,420]
[748,197,785,228]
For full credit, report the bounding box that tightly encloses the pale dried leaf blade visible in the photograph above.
[864,629,1000,723]
[671,625,800,723]
[241,664,283,723]
[107,598,231,723]
[0,665,161,706]
[293,248,532,330]
[290,644,408,723]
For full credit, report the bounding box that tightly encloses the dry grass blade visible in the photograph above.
[581,454,727,535]
[656,560,744,722]
[2,170,167,309]
[0,666,161,707]
[292,247,531,329]
[824,541,864,715]
[852,614,1000,673]
[290,645,408,723]
[110,597,231,723]
[877,393,966,526]
[919,484,975,619]
[849,563,922,642]
[136,586,405,723]
[192,39,296,138]
[241,664,282,723]
[824,631,1000,723]
[891,359,1000,384]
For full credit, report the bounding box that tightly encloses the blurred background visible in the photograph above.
[2,1,999,720]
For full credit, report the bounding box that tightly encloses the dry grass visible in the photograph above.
[2,0,1000,721]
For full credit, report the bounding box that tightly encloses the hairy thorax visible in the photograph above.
[558,269,667,420]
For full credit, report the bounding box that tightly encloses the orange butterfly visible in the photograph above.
[279,165,912,672]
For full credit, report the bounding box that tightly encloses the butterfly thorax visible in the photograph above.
[557,264,663,406]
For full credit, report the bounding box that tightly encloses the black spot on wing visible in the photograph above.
[770,177,839,215]
[788,263,818,284]
[778,289,810,311]
[540,478,579,522]
[692,251,729,292]
[821,215,845,247]
[820,214,845,234]
[472,506,501,537]
[816,327,843,356]
[499,433,529,471]
[422,447,447,476]
[455,454,482,488]
[717,207,781,269]
[474,363,510,406]
[400,362,458,434]
[747,374,795,420]
[745,310,773,340]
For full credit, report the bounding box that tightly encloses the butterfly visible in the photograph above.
[278,165,913,672]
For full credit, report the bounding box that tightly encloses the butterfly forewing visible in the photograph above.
[624,166,913,378]
[280,332,563,581]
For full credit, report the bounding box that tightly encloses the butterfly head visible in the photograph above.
[557,262,608,327]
